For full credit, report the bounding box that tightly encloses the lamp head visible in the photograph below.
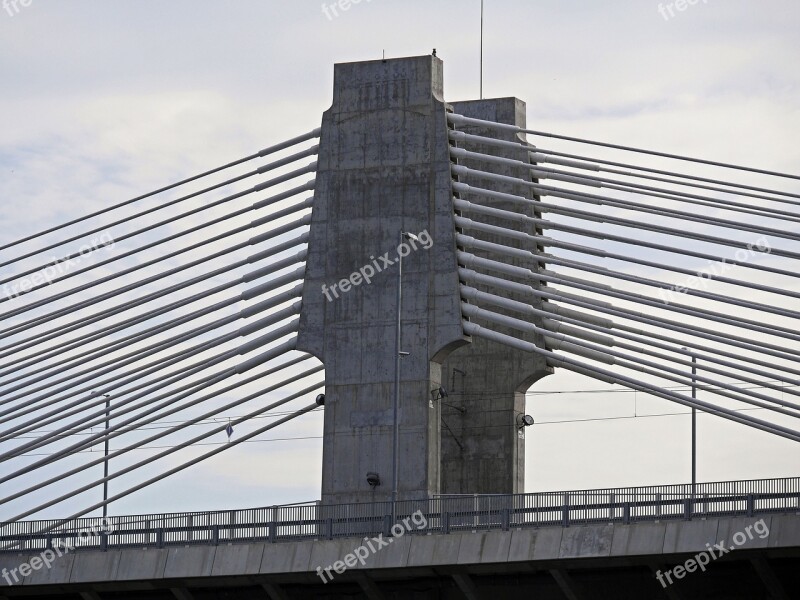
[430,387,449,401]
[517,414,535,429]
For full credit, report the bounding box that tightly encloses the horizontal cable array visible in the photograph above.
[448,112,800,443]
[0,129,325,527]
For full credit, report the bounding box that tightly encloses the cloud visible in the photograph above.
[1,0,798,518]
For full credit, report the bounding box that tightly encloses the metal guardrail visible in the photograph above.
[1,477,798,553]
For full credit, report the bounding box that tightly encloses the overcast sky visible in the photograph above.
[1,1,798,520]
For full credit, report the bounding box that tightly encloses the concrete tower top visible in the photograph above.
[331,55,444,108]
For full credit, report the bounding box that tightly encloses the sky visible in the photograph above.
[0,0,799,520]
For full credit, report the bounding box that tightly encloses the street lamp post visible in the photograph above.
[691,353,697,501]
[102,393,111,519]
[682,349,697,507]
[393,232,418,518]
[480,0,484,99]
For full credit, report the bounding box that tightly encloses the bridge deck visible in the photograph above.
[0,513,798,599]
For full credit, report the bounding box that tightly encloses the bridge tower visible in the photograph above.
[441,98,551,495]
[297,55,549,505]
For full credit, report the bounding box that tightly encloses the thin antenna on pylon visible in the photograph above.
[480,0,484,99]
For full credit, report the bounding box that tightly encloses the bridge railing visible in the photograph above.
[1,477,798,553]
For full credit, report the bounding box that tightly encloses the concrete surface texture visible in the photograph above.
[441,97,552,496]
[297,55,467,505]
[1,514,797,588]
[297,55,553,506]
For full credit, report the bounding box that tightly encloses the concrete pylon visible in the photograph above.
[441,99,552,495]
[298,56,551,505]
[297,55,467,505]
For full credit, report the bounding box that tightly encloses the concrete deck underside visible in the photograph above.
[1,514,798,599]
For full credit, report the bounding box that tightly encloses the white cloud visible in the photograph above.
[1,0,798,519]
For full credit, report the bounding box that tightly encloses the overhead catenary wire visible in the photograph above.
[47,361,322,465]
[460,302,800,416]
[463,322,800,443]
[0,331,302,471]
[20,388,796,443]
[0,360,323,496]
[0,272,305,425]
[0,334,307,456]
[15,403,325,436]
[3,392,323,526]
[0,312,302,447]
[0,365,324,504]
[0,288,303,404]
[13,403,797,460]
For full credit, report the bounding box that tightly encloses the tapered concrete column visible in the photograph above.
[441,98,552,495]
[297,56,467,505]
